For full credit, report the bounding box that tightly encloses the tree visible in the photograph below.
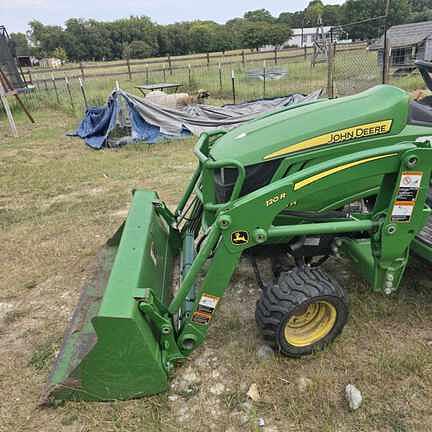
[240,21,274,51]
[10,33,30,56]
[28,20,66,57]
[304,0,325,26]
[341,0,410,40]
[52,47,68,61]
[268,24,293,49]
[322,4,342,25]
[123,40,153,59]
[189,21,223,53]
[244,9,274,23]
[278,11,305,27]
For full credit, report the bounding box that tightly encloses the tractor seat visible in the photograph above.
[408,99,432,125]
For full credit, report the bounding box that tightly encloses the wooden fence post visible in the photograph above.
[79,62,85,80]
[51,72,60,104]
[263,60,266,98]
[241,50,245,67]
[163,64,166,81]
[206,52,210,69]
[304,45,307,60]
[126,57,132,80]
[146,64,149,84]
[188,64,192,87]
[274,48,278,64]
[0,84,18,137]
[168,55,172,75]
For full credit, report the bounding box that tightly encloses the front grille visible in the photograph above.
[214,159,281,203]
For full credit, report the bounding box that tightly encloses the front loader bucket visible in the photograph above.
[41,190,178,403]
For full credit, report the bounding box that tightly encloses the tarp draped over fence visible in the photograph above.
[71,89,322,149]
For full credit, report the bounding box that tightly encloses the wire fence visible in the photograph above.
[0,42,422,127]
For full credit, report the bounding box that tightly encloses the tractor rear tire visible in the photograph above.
[255,267,348,357]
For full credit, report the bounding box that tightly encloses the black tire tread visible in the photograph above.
[255,267,348,355]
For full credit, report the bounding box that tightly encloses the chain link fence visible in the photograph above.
[333,44,382,96]
[1,42,423,128]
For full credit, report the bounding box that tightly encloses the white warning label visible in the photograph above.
[391,201,415,222]
[391,171,423,222]
[397,172,423,202]
[198,294,220,315]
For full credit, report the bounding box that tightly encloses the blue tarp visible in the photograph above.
[70,89,322,149]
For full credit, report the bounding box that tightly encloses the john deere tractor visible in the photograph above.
[43,61,432,403]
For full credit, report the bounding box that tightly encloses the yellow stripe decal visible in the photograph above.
[293,153,397,191]
[264,120,393,160]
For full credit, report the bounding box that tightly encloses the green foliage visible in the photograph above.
[304,0,325,26]
[9,32,30,56]
[123,40,153,59]
[244,9,275,23]
[52,47,68,62]
[342,0,411,40]
[22,0,432,62]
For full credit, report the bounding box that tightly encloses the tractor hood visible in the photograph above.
[209,85,409,166]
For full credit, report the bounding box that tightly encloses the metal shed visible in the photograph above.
[370,20,432,67]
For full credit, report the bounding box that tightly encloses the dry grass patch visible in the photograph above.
[1,110,432,432]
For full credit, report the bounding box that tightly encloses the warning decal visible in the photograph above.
[191,294,220,325]
[397,172,423,201]
[191,311,212,325]
[391,172,423,223]
[198,293,220,315]
[391,201,415,222]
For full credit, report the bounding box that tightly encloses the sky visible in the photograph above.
[2,0,344,34]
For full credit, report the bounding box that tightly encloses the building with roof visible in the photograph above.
[260,26,351,51]
[370,20,432,66]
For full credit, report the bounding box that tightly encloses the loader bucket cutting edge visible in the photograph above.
[42,190,177,403]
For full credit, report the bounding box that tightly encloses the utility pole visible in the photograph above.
[382,0,391,84]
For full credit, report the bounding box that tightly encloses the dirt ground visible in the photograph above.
[1,111,432,432]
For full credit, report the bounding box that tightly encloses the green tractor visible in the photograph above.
[42,61,432,403]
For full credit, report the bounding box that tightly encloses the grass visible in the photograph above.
[6,45,393,121]
[4,45,424,124]
[1,64,432,431]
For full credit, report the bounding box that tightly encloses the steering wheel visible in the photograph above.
[415,60,432,91]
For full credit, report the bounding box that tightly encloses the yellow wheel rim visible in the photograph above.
[284,301,337,347]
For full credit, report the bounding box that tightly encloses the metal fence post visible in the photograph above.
[231,70,236,104]
[383,38,391,84]
[79,77,88,109]
[64,75,74,109]
[218,62,223,93]
[327,42,335,98]
[263,60,266,98]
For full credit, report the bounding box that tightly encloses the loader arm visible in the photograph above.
[175,137,432,355]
